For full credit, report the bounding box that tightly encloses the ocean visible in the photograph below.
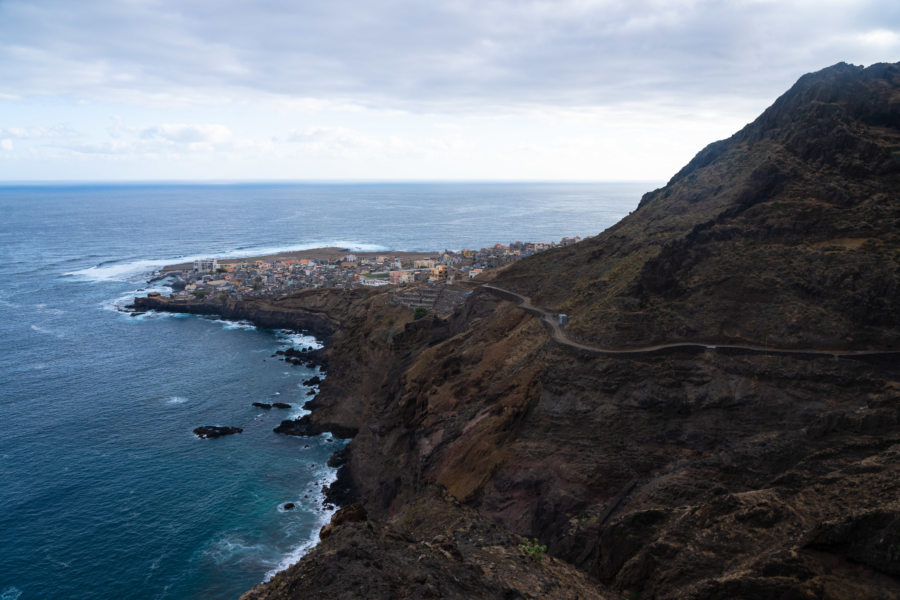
[0,182,649,599]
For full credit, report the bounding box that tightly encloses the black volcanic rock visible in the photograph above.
[193,426,242,439]
[272,402,291,409]
[273,416,318,436]
[327,447,349,468]
[273,415,357,439]
[319,502,367,539]
[322,465,359,508]
[252,402,272,409]
[302,375,322,386]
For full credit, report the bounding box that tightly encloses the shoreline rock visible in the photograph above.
[193,425,243,439]
[272,415,358,439]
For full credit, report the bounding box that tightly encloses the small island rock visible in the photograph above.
[193,425,243,439]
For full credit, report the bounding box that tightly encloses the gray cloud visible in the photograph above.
[0,0,898,113]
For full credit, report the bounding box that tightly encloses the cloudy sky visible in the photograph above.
[0,0,897,181]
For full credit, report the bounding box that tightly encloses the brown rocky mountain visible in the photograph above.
[138,62,900,599]
[490,61,900,351]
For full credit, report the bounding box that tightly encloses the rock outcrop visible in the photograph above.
[193,425,242,439]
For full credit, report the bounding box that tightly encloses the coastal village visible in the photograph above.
[154,237,583,304]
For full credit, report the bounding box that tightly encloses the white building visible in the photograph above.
[193,258,219,273]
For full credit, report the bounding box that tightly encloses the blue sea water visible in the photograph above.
[0,182,649,599]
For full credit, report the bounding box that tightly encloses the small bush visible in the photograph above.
[519,537,547,561]
[413,306,428,320]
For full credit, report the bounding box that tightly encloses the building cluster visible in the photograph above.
[165,236,583,300]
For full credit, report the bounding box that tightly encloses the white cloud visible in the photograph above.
[0,139,12,151]
[141,124,232,144]
[283,126,381,156]
[0,126,75,139]
[851,28,900,48]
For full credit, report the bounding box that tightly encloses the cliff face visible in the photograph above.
[159,62,899,600]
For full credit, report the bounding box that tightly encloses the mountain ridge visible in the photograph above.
[488,61,900,353]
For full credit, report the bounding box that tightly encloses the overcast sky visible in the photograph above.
[0,0,897,181]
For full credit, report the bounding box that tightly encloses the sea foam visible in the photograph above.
[103,285,172,313]
[217,319,257,331]
[278,330,323,350]
[262,461,340,582]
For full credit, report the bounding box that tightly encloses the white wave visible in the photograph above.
[277,330,323,350]
[217,319,256,331]
[127,310,184,322]
[203,535,268,567]
[288,404,311,420]
[0,587,22,600]
[166,396,189,405]
[263,464,340,582]
[30,324,64,338]
[64,240,389,283]
[35,303,67,315]
[102,285,172,313]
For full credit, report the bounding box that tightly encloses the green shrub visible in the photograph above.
[413,306,428,320]
[518,537,547,561]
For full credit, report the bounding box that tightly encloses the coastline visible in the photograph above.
[129,290,362,512]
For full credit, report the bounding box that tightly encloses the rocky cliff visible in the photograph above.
[150,62,900,599]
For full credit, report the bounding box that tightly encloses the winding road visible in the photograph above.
[480,284,899,359]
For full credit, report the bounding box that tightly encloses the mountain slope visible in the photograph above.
[491,61,900,350]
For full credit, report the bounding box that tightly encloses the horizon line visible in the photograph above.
[0,178,665,186]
